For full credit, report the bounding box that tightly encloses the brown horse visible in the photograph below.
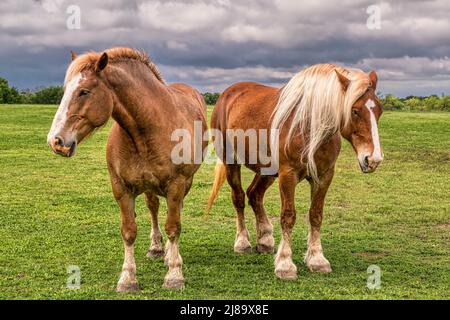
[207,64,383,279]
[47,47,207,291]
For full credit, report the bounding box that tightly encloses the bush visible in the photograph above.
[0,77,21,104]
[380,94,450,112]
[381,94,405,110]
[404,97,423,111]
[423,96,441,111]
[441,96,450,111]
[203,92,220,106]
[30,86,64,105]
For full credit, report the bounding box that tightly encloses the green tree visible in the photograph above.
[8,87,21,103]
[18,90,34,104]
[0,78,8,103]
[203,92,220,106]
[423,95,441,111]
[381,94,405,110]
[441,96,450,111]
[0,77,23,104]
[30,86,64,104]
[404,97,423,111]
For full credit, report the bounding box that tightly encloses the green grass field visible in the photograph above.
[0,104,449,300]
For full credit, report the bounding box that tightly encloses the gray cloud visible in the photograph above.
[0,0,449,97]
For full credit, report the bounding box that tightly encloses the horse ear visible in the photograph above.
[70,50,77,61]
[369,70,378,90]
[335,70,350,92]
[95,52,108,72]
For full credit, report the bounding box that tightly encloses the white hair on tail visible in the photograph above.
[270,64,371,182]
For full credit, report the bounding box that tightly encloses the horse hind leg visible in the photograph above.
[226,164,252,253]
[247,174,276,253]
[144,192,164,258]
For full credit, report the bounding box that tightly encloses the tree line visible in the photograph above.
[0,77,222,106]
[382,94,450,111]
[0,77,64,105]
[1,76,449,111]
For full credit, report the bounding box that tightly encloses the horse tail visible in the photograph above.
[205,160,226,218]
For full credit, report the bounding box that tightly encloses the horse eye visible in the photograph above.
[352,109,360,117]
[79,89,90,97]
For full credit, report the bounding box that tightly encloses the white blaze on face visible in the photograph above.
[365,99,383,162]
[47,73,83,144]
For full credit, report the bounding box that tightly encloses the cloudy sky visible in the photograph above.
[1,0,449,97]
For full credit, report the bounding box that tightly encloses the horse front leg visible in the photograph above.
[274,169,298,280]
[145,192,164,258]
[115,192,139,292]
[305,169,334,273]
[163,180,185,289]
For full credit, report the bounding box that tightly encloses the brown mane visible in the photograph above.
[65,47,165,85]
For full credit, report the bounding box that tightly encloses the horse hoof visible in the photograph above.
[234,245,252,254]
[256,243,274,254]
[275,261,298,280]
[305,254,331,273]
[234,231,252,254]
[275,269,298,280]
[116,282,139,293]
[307,262,332,273]
[147,248,164,259]
[163,278,185,289]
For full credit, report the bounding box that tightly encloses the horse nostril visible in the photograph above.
[364,156,369,167]
[54,136,64,147]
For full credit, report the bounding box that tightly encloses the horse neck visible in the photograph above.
[104,63,171,154]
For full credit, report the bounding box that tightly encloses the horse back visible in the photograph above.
[169,83,207,123]
[212,82,280,132]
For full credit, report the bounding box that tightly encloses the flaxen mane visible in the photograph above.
[65,47,165,85]
[270,63,371,182]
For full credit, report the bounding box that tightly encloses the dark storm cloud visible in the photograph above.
[1,0,450,96]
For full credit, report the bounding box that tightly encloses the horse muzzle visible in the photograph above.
[359,154,383,173]
[48,136,77,158]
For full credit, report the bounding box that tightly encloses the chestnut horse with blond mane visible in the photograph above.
[207,64,383,279]
[47,47,207,291]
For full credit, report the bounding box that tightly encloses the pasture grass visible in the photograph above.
[0,104,449,300]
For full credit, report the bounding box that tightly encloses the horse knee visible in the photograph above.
[247,190,260,208]
[232,190,245,209]
[121,222,137,245]
[281,209,296,230]
[309,209,323,228]
[165,221,181,241]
